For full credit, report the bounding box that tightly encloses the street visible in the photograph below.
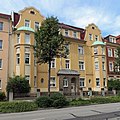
[0,103,120,120]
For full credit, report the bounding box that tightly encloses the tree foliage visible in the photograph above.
[34,16,69,96]
[108,79,120,90]
[6,76,31,93]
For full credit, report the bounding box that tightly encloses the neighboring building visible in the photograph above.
[9,7,44,94]
[0,13,12,92]
[104,35,120,80]
[38,23,107,95]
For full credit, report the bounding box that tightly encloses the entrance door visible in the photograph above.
[71,83,75,94]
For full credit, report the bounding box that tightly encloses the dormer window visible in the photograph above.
[25,20,30,27]
[65,29,69,36]
[30,10,35,15]
[73,31,77,38]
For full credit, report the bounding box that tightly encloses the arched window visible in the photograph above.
[63,78,68,87]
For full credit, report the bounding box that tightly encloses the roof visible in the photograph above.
[92,41,105,46]
[57,69,80,75]
[17,26,35,32]
[0,13,11,19]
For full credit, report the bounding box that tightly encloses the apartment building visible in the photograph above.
[9,7,44,94]
[38,23,107,95]
[104,35,120,80]
[0,13,12,92]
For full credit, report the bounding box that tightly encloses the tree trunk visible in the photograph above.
[48,60,51,97]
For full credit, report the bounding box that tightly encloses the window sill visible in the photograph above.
[25,64,30,66]
[0,68,2,70]
[63,86,68,88]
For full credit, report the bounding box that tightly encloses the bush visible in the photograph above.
[50,92,69,108]
[0,101,38,113]
[35,96,52,108]
[0,92,6,101]
[6,76,30,94]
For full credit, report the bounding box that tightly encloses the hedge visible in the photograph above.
[0,101,38,113]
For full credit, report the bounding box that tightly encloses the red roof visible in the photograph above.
[59,23,86,40]
[0,13,11,19]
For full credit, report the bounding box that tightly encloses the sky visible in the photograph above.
[0,0,120,36]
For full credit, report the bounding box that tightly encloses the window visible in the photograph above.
[25,53,30,64]
[41,78,44,83]
[0,80,1,89]
[16,54,20,64]
[73,31,77,38]
[103,78,106,87]
[0,40,3,49]
[114,49,118,58]
[96,78,100,87]
[34,76,37,87]
[108,48,112,57]
[95,35,98,41]
[102,62,105,70]
[94,47,98,54]
[25,20,30,27]
[0,59,2,69]
[17,34,20,44]
[95,62,99,70]
[78,46,84,55]
[51,59,56,68]
[89,34,92,40]
[65,29,69,36]
[63,78,68,87]
[102,47,104,55]
[0,22,3,30]
[50,77,56,87]
[79,61,84,70]
[25,33,30,44]
[35,22,39,31]
[80,78,85,87]
[65,60,70,69]
[25,75,30,84]
[109,62,113,71]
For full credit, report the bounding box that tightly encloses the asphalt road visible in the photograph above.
[0,103,120,120]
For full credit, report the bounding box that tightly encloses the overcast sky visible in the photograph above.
[0,0,120,36]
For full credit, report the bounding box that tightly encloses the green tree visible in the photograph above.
[34,16,69,96]
[114,46,120,72]
[6,75,31,93]
[108,79,120,90]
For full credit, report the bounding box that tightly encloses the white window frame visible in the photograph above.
[94,47,98,54]
[80,78,85,87]
[65,59,70,69]
[50,77,56,87]
[79,61,85,70]
[109,62,113,71]
[65,29,69,36]
[17,34,20,44]
[114,49,118,58]
[89,34,93,40]
[78,46,84,55]
[95,62,99,70]
[73,31,77,38]
[0,40,3,49]
[102,62,105,70]
[0,59,3,69]
[96,78,100,87]
[0,79,2,89]
[108,48,113,57]
[51,58,56,68]
[95,35,99,41]
[63,78,68,87]
[102,47,105,55]
[25,33,30,44]
[25,75,30,84]
[0,22,3,31]
[25,19,30,27]
[16,54,20,65]
[25,53,30,64]
[34,22,39,31]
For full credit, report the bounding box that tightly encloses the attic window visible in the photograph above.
[30,10,35,15]
[92,27,95,29]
